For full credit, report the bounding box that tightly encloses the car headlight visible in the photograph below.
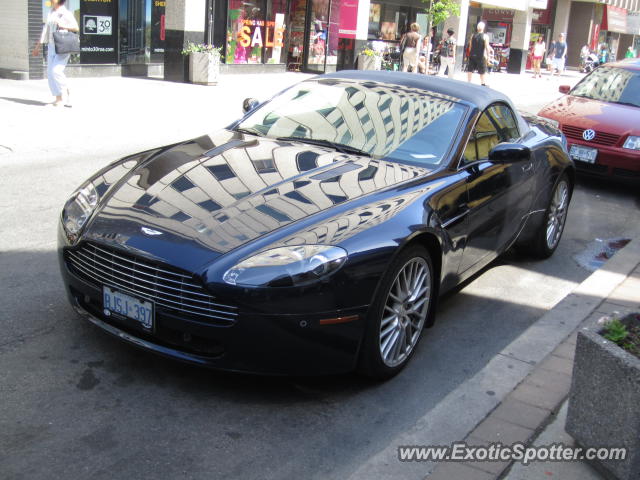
[223,245,347,287]
[62,182,99,241]
[623,136,640,150]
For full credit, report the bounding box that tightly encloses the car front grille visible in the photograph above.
[65,242,238,325]
[562,125,620,147]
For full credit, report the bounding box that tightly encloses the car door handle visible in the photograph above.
[521,162,534,174]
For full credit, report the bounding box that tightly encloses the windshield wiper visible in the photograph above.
[233,127,264,137]
[276,136,370,156]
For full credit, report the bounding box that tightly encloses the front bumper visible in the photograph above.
[568,139,640,181]
[58,237,369,375]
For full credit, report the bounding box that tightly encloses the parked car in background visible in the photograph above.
[59,71,573,379]
[538,58,640,181]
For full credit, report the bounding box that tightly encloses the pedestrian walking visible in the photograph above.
[550,33,567,76]
[467,22,491,86]
[531,36,546,78]
[439,28,457,79]
[401,23,422,73]
[31,0,79,107]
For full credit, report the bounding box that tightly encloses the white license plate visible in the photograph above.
[569,144,598,164]
[103,286,154,330]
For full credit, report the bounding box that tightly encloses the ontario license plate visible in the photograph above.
[569,145,598,164]
[103,286,154,330]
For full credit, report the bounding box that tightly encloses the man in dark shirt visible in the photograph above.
[467,21,491,86]
[550,33,567,75]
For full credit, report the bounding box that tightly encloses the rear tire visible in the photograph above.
[358,246,434,379]
[529,173,571,259]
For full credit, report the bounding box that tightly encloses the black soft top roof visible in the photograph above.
[316,70,514,111]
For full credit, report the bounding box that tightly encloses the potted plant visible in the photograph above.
[566,312,640,480]
[181,42,222,86]
[357,48,382,71]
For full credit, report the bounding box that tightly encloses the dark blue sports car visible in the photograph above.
[58,71,573,378]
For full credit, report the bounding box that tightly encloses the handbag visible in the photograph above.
[53,29,80,55]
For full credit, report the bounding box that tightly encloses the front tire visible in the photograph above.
[529,174,571,258]
[358,246,434,379]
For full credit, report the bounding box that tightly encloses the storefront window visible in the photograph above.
[287,0,306,70]
[367,3,408,42]
[306,0,330,70]
[265,0,287,64]
[226,0,286,65]
[227,0,264,64]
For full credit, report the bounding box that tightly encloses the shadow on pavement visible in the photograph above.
[0,96,50,107]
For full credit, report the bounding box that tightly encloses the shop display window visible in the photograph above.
[307,0,330,68]
[226,0,286,65]
[367,3,408,43]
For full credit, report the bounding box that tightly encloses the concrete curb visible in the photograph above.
[347,230,640,480]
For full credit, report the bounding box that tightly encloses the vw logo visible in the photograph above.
[141,227,163,236]
[583,129,596,141]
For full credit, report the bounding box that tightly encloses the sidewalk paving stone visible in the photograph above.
[536,353,574,376]
[551,341,576,361]
[490,397,550,430]
[471,417,535,446]
[522,366,572,394]
[511,381,568,412]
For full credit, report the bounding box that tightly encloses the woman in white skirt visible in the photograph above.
[401,23,422,73]
[32,0,79,107]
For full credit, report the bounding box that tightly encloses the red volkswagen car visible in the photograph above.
[538,59,640,181]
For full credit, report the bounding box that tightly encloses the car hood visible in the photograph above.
[83,130,430,271]
[539,95,640,134]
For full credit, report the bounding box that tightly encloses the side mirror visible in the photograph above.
[488,143,531,163]
[242,97,260,114]
[559,85,571,94]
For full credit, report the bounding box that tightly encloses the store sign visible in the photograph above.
[603,5,627,34]
[83,16,112,35]
[80,0,117,64]
[338,0,358,38]
[483,9,514,22]
[481,1,526,11]
[237,19,285,48]
[151,0,166,54]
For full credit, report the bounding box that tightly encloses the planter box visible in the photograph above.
[566,313,640,480]
[357,54,381,71]
[188,52,220,85]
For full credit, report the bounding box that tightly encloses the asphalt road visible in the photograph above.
[1,72,639,480]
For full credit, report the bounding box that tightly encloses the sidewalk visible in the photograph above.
[426,235,640,480]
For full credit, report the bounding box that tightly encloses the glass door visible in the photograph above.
[119,0,149,64]
[304,0,330,73]
[287,0,307,71]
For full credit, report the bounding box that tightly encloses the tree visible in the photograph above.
[424,0,461,27]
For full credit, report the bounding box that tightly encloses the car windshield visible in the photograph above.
[237,78,466,166]
[571,66,640,107]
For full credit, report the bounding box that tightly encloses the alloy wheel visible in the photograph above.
[546,179,569,250]
[379,257,431,368]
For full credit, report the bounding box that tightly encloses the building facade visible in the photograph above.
[1,0,639,81]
